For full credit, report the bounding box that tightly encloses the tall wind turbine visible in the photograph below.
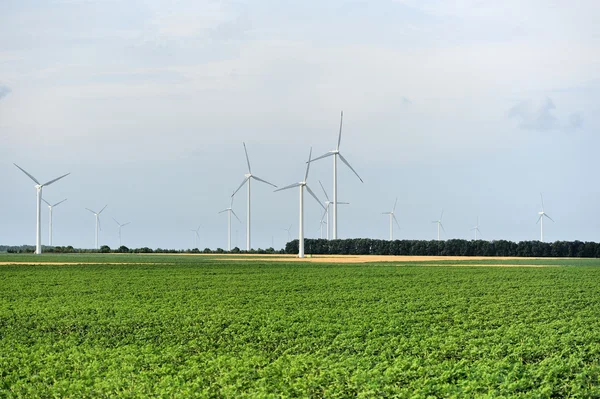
[318,180,349,240]
[311,111,363,239]
[219,196,241,251]
[14,164,70,254]
[85,205,107,250]
[382,198,401,240]
[470,217,481,240]
[190,226,201,249]
[42,198,67,246]
[537,193,554,242]
[432,210,445,241]
[275,148,325,258]
[113,218,131,247]
[232,142,277,251]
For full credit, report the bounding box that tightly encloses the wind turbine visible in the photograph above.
[537,193,554,242]
[311,111,363,239]
[382,198,401,240]
[283,224,292,241]
[432,210,445,241]
[13,164,70,254]
[219,196,242,251]
[470,217,481,240]
[42,198,67,246]
[275,148,325,258]
[232,142,277,251]
[113,218,131,247]
[190,226,201,249]
[318,180,349,240]
[85,205,107,250]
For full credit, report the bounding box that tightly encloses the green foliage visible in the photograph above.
[1,260,600,397]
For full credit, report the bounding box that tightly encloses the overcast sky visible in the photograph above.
[1,0,599,250]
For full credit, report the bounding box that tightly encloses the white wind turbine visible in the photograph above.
[311,111,363,239]
[432,210,445,241]
[275,148,325,258]
[283,224,292,242]
[219,196,242,251]
[42,198,67,246]
[232,142,277,251]
[113,218,131,247]
[14,164,70,255]
[537,193,554,242]
[190,226,201,249]
[382,198,401,240]
[86,205,107,250]
[318,180,349,240]
[470,217,481,240]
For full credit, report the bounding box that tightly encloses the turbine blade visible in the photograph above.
[304,147,313,182]
[98,204,108,214]
[319,180,330,201]
[440,209,444,220]
[122,222,131,227]
[218,209,228,214]
[382,212,391,215]
[305,185,325,210]
[536,215,542,224]
[231,209,242,223]
[85,208,96,215]
[540,193,545,212]
[337,202,350,205]
[42,172,70,187]
[232,176,250,197]
[53,199,67,207]
[393,197,398,213]
[310,152,334,163]
[243,142,251,173]
[251,175,277,188]
[338,153,363,183]
[337,110,343,151]
[545,214,555,222]
[42,198,51,206]
[14,164,40,185]
[393,214,401,229]
[440,223,446,234]
[113,217,120,225]
[274,182,301,192]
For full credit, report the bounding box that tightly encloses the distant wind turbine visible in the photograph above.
[219,196,242,251]
[42,198,67,246]
[86,205,108,249]
[537,193,554,242]
[382,198,401,240]
[190,226,201,249]
[283,224,292,241]
[311,111,363,239]
[113,218,131,247]
[318,180,349,240]
[432,210,445,241]
[275,148,325,258]
[470,217,481,240]
[232,142,277,251]
[14,163,70,254]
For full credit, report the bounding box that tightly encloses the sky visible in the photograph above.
[1,0,599,250]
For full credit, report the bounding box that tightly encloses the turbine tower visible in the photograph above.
[537,193,554,242]
[312,111,363,239]
[190,226,201,249]
[432,210,445,241]
[470,217,481,240]
[14,164,70,255]
[382,198,401,240]
[318,180,349,240]
[42,198,67,246]
[219,196,241,251]
[232,142,277,251]
[85,205,107,250]
[275,148,325,258]
[113,218,131,247]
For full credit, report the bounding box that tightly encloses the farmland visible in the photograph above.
[1,255,600,397]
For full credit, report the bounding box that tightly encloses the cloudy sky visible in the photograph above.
[1,0,599,250]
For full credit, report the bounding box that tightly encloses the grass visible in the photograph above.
[1,255,599,397]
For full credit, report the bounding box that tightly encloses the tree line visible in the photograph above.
[285,239,600,258]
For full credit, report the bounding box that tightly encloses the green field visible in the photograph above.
[1,255,600,398]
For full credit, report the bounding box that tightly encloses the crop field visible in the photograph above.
[1,255,600,398]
